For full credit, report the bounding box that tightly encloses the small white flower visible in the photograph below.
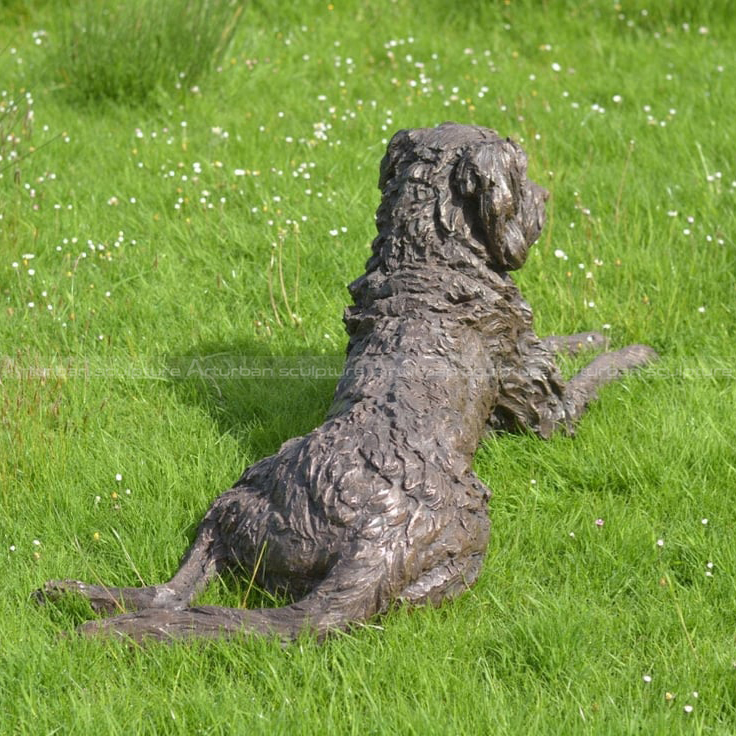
[657,539,664,547]
[684,705,693,714]
[701,518,708,525]
[643,674,652,683]
[115,473,122,482]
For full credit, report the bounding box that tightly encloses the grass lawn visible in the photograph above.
[1,0,735,733]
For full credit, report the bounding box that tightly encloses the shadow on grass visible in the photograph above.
[166,337,344,460]
[148,338,346,608]
[193,565,293,611]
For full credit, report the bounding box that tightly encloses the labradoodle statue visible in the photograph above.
[37,123,657,641]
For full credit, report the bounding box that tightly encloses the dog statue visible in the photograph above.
[37,123,657,641]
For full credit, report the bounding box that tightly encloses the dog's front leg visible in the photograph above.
[489,332,657,438]
[542,331,607,356]
[563,344,659,422]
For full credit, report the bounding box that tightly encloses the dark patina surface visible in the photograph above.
[37,123,657,641]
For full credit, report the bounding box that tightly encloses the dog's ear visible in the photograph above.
[452,139,541,270]
[379,129,411,189]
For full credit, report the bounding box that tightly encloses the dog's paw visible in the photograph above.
[33,579,85,605]
[578,331,608,350]
[543,331,609,356]
[33,579,125,614]
[617,344,659,368]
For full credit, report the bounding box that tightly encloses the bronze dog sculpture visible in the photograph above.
[37,123,657,641]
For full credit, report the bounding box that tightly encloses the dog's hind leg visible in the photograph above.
[35,493,234,614]
[397,551,486,607]
[395,494,490,607]
[73,537,397,643]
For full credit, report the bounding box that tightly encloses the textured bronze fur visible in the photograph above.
[37,123,657,641]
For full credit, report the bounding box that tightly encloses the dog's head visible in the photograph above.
[451,132,548,270]
[380,124,548,272]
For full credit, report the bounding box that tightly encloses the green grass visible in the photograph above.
[2,0,736,733]
[51,0,244,105]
